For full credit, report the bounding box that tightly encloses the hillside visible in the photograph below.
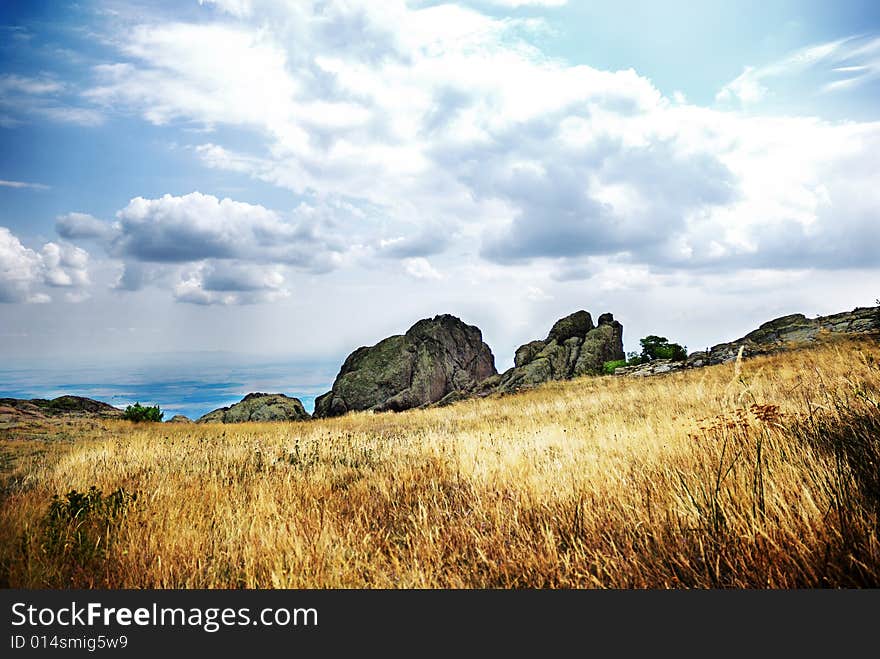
[0,336,878,588]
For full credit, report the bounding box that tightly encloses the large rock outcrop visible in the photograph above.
[704,306,880,365]
[313,314,497,417]
[197,393,310,424]
[490,311,624,394]
[615,305,880,378]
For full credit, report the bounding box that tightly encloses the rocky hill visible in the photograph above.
[0,395,123,423]
[313,314,497,417]
[197,393,310,423]
[615,305,880,377]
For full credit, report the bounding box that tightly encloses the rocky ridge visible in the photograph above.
[614,305,880,377]
[0,396,123,422]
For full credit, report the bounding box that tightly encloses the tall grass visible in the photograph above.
[1,338,878,588]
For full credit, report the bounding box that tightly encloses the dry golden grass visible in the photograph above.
[1,338,878,588]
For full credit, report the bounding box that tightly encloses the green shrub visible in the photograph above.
[638,335,688,362]
[41,486,137,566]
[123,401,163,423]
[603,359,628,375]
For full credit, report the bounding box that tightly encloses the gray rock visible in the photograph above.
[707,306,880,365]
[313,314,497,417]
[197,393,310,424]
[491,310,624,393]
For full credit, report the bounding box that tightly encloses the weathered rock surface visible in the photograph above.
[490,311,624,394]
[615,305,880,378]
[706,306,880,365]
[0,395,123,420]
[167,414,193,423]
[197,393,310,423]
[313,314,497,417]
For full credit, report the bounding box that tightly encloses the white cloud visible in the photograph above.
[0,227,91,303]
[717,35,880,104]
[0,179,50,190]
[197,0,254,17]
[403,257,443,280]
[75,4,880,290]
[0,74,63,95]
[56,212,115,240]
[0,73,103,126]
[173,261,288,305]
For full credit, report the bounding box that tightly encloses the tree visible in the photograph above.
[638,335,687,362]
[123,402,163,423]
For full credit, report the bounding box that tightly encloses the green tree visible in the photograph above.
[639,335,687,362]
[123,401,163,423]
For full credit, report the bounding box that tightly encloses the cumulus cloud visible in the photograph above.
[55,212,115,240]
[75,2,880,285]
[112,192,343,271]
[0,227,91,303]
[63,191,357,304]
[173,261,288,305]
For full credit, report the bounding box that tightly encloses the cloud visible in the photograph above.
[112,192,342,270]
[716,35,880,105]
[55,212,115,240]
[0,73,103,127]
[173,261,289,305]
[0,179,50,190]
[78,4,880,281]
[69,191,356,304]
[376,224,450,258]
[0,227,91,303]
[403,257,443,280]
[0,74,64,96]
[197,0,254,17]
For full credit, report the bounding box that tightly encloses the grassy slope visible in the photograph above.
[1,338,878,588]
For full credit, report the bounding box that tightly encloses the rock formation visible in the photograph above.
[313,314,497,417]
[197,393,310,423]
[167,415,193,423]
[490,311,624,393]
[615,305,880,377]
[704,306,880,365]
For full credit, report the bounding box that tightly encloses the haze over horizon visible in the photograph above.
[2,0,879,375]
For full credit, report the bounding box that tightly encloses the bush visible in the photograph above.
[123,402,163,423]
[41,486,137,567]
[638,335,688,362]
[603,359,628,375]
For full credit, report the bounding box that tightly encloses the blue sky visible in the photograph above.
[1,0,879,376]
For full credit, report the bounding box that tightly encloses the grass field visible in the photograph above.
[1,338,878,588]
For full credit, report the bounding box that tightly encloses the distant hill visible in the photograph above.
[0,395,123,425]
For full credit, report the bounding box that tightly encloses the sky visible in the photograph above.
[1,0,879,381]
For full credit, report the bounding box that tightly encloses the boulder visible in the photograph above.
[313,314,497,417]
[166,414,193,423]
[197,393,310,424]
[492,311,624,394]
